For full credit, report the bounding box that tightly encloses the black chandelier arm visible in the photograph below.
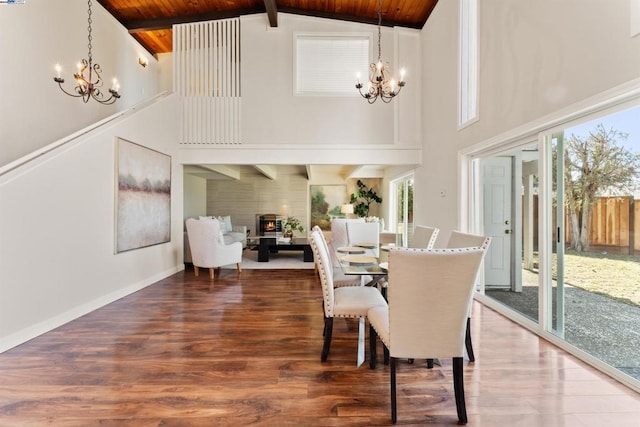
[53,76,120,105]
[52,0,120,105]
[54,77,87,99]
[91,90,120,105]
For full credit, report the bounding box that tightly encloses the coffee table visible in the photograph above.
[254,237,313,263]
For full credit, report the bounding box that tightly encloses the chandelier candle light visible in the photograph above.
[356,0,406,103]
[53,0,121,105]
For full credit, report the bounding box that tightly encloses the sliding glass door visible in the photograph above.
[475,105,640,385]
[390,174,413,246]
[480,145,539,322]
[549,109,640,379]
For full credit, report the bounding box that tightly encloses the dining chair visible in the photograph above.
[379,224,438,301]
[367,246,488,424]
[409,225,439,249]
[309,229,387,362]
[329,218,365,265]
[346,222,380,256]
[446,231,491,362]
[185,218,243,292]
[311,226,362,287]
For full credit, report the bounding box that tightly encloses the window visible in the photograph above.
[295,34,370,96]
[459,0,478,127]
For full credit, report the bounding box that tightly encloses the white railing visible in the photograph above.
[174,19,241,145]
[0,92,172,178]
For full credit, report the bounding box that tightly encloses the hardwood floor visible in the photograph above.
[1,268,639,426]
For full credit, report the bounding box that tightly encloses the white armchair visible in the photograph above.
[185,218,242,291]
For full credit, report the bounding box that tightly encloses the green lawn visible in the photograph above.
[553,250,640,306]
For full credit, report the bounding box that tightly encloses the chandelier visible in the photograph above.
[53,0,121,105]
[355,0,406,103]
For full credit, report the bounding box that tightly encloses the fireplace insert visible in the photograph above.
[256,214,284,236]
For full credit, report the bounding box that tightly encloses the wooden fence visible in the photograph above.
[534,196,639,255]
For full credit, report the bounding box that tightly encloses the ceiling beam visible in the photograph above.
[346,165,386,179]
[126,7,264,33]
[253,165,277,180]
[200,164,241,180]
[123,6,418,33]
[343,166,363,180]
[264,0,278,27]
[277,7,422,29]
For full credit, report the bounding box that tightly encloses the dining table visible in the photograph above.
[336,242,395,366]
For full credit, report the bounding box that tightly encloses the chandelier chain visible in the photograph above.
[377,0,382,61]
[52,0,120,105]
[354,0,406,103]
[87,0,93,64]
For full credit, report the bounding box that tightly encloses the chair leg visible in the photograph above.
[236,263,242,273]
[194,265,200,277]
[369,324,377,369]
[391,357,397,424]
[453,357,467,424]
[321,317,333,362]
[209,268,215,280]
[383,345,389,365]
[465,317,475,362]
[426,358,434,369]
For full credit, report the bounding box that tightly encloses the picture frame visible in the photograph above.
[115,138,171,253]
[310,185,348,230]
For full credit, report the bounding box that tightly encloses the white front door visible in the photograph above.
[482,157,512,287]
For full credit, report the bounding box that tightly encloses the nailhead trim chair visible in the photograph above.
[409,225,440,249]
[311,225,363,287]
[309,229,387,362]
[368,244,489,424]
[446,231,492,362]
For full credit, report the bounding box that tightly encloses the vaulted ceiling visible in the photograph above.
[96,1,434,180]
[97,0,439,57]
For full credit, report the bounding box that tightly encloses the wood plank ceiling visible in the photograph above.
[96,0,439,57]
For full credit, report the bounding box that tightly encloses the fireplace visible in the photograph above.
[257,214,284,236]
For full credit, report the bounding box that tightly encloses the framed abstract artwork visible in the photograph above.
[115,138,171,253]
[310,185,347,230]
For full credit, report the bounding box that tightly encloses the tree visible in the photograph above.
[311,189,329,216]
[562,124,640,252]
[349,179,382,217]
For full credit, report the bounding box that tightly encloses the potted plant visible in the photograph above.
[282,216,304,238]
[349,180,383,218]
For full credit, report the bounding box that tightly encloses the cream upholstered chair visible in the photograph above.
[377,224,439,298]
[409,225,439,249]
[185,218,242,291]
[311,226,361,287]
[346,221,380,256]
[446,231,490,362]
[309,229,386,362]
[368,245,489,425]
[328,218,365,265]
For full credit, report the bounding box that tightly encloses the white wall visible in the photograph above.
[239,13,421,147]
[183,174,207,222]
[0,94,182,352]
[0,0,160,167]
[416,0,640,237]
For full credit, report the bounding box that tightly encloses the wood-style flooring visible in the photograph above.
[1,268,639,426]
